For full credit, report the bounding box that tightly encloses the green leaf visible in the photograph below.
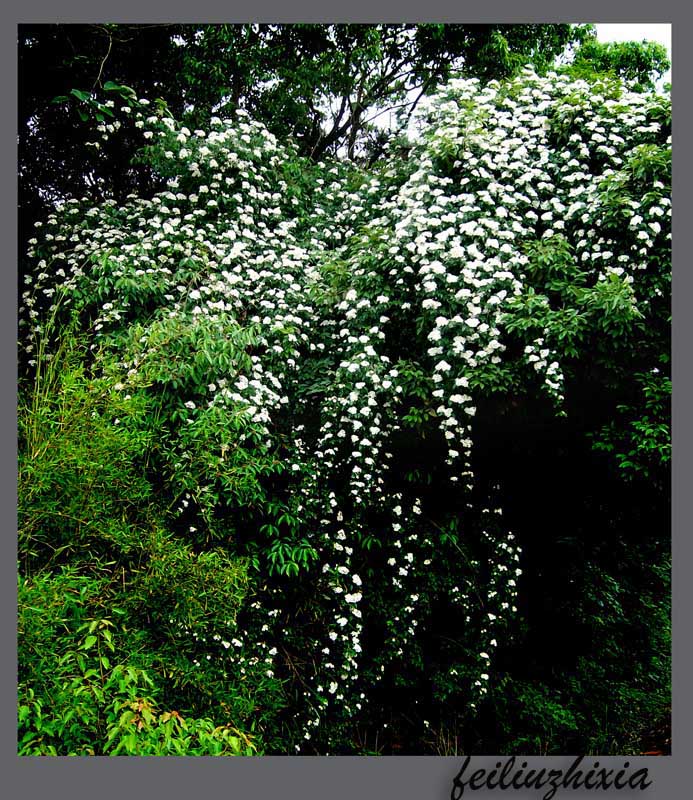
[70,88,91,103]
[103,81,136,98]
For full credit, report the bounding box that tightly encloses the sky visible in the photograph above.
[595,23,672,84]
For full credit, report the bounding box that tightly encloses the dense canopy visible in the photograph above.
[18,25,670,756]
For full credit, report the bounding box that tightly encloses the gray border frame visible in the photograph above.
[4,3,688,799]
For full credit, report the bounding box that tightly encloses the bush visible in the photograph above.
[18,325,268,754]
[19,67,670,753]
[18,576,257,756]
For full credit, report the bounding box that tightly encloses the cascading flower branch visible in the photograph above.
[20,65,670,750]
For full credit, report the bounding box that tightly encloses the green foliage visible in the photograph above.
[592,368,671,482]
[490,681,581,755]
[18,577,257,756]
[18,321,155,566]
[177,24,588,161]
[17,325,275,755]
[568,38,670,91]
[473,542,670,756]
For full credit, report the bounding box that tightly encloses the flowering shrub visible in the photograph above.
[20,67,670,753]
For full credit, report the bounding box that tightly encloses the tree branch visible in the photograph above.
[92,28,113,91]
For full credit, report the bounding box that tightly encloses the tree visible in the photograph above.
[177,24,591,160]
[19,23,591,255]
[19,24,186,252]
[567,37,670,91]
